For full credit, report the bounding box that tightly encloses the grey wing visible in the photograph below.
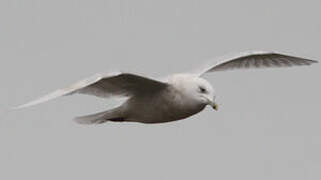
[198,51,317,76]
[15,71,168,109]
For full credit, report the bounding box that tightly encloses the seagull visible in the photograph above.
[15,51,317,124]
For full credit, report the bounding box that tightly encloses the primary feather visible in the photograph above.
[15,72,168,109]
[197,51,317,76]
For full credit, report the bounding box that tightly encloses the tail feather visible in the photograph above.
[74,107,123,124]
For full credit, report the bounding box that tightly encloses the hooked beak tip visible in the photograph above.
[212,103,218,111]
[207,99,218,111]
[205,97,218,111]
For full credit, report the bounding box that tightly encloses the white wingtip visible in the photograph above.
[12,89,67,110]
[12,101,42,110]
[12,104,30,110]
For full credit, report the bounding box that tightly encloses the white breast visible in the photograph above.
[123,86,205,123]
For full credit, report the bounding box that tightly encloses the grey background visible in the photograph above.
[0,0,320,179]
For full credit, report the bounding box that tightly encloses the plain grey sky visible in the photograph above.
[1,0,320,179]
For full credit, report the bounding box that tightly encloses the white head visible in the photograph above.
[168,74,218,110]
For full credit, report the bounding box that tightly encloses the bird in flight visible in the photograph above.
[15,51,317,124]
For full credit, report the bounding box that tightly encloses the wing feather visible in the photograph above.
[15,72,168,109]
[198,51,317,75]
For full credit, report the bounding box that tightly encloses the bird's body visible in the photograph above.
[15,51,318,124]
[77,74,211,124]
[120,85,205,123]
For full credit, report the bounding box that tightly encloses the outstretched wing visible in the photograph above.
[197,51,317,76]
[15,72,168,109]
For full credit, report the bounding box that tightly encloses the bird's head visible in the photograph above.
[169,74,218,110]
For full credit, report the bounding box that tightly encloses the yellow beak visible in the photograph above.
[212,103,218,111]
[207,99,218,111]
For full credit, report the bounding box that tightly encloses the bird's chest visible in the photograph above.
[127,88,204,123]
[165,90,205,119]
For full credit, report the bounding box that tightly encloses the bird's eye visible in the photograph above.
[199,86,207,93]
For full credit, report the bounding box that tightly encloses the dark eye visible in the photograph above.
[199,86,207,93]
